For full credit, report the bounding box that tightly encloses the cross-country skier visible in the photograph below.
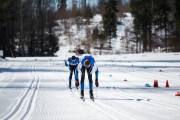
[64,55,79,88]
[75,54,99,100]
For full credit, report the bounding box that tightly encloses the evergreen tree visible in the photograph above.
[45,34,59,56]
[92,26,106,55]
[131,0,153,52]
[153,0,171,52]
[98,0,106,14]
[103,0,118,48]
[59,0,67,10]
[0,0,20,57]
[82,4,93,23]
[175,0,180,51]
[81,0,87,8]
[72,0,77,10]
[131,0,171,52]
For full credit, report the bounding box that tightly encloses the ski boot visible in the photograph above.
[89,90,94,100]
[69,81,71,89]
[80,90,84,99]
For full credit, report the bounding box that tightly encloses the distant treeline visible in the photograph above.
[130,0,180,52]
[0,0,126,57]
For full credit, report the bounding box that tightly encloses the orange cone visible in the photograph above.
[175,92,180,96]
[153,80,158,87]
[165,80,169,88]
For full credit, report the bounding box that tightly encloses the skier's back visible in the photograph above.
[75,54,99,99]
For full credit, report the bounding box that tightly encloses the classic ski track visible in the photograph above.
[101,72,180,111]
[99,77,180,120]
[99,78,144,120]
[50,60,87,98]
[49,61,76,95]
[99,62,180,118]
[123,68,180,100]
[128,72,180,110]
[108,80,179,111]
[49,61,70,89]
[60,75,123,120]
[2,61,40,120]
[50,60,180,119]
[50,61,123,120]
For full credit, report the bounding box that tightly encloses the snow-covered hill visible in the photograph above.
[54,13,134,56]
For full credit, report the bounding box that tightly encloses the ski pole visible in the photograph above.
[96,85,97,98]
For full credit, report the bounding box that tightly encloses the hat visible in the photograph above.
[84,59,90,68]
[72,56,76,61]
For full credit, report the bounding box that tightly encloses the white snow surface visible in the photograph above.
[0,51,180,120]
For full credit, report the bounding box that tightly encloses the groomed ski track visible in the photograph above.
[0,59,180,120]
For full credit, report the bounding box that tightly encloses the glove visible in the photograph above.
[64,60,68,66]
[75,80,79,87]
[95,81,99,87]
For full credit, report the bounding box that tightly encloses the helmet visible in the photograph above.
[84,59,90,68]
[72,56,76,61]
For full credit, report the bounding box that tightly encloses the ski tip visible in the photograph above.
[90,97,94,101]
[80,98,85,101]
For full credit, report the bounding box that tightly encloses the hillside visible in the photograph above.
[54,13,135,56]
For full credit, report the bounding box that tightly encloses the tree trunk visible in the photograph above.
[19,0,25,55]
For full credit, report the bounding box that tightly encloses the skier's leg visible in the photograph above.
[87,67,93,98]
[80,67,85,98]
[72,65,77,81]
[69,67,73,88]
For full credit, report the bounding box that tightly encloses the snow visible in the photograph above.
[1,13,180,120]
[0,52,180,120]
[92,14,102,23]
[55,12,135,54]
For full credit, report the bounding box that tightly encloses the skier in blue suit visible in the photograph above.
[64,55,79,88]
[75,54,99,99]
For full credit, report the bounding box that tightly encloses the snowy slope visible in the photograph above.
[55,13,134,55]
[0,53,180,120]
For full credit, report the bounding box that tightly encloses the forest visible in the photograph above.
[0,0,180,58]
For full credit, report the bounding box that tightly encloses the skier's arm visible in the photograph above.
[75,63,81,81]
[75,69,78,81]
[64,60,68,66]
[93,63,99,87]
[92,63,98,80]
[95,68,98,81]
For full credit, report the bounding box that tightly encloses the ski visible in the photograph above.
[80,97,85,101]
[90,96,94,101]
[90,97,94,101]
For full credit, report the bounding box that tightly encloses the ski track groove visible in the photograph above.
[102,72,180,111]
[2,61,40,120]
[98,62,180,119]
[51,61,123,120]
[99,78,143,120]
[121,69,180,109]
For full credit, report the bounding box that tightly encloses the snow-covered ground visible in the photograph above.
[0,52,180,120]
[0,12,180,120]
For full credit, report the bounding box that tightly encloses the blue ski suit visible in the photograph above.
[75,54,98,91]
[65,56,79,85]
